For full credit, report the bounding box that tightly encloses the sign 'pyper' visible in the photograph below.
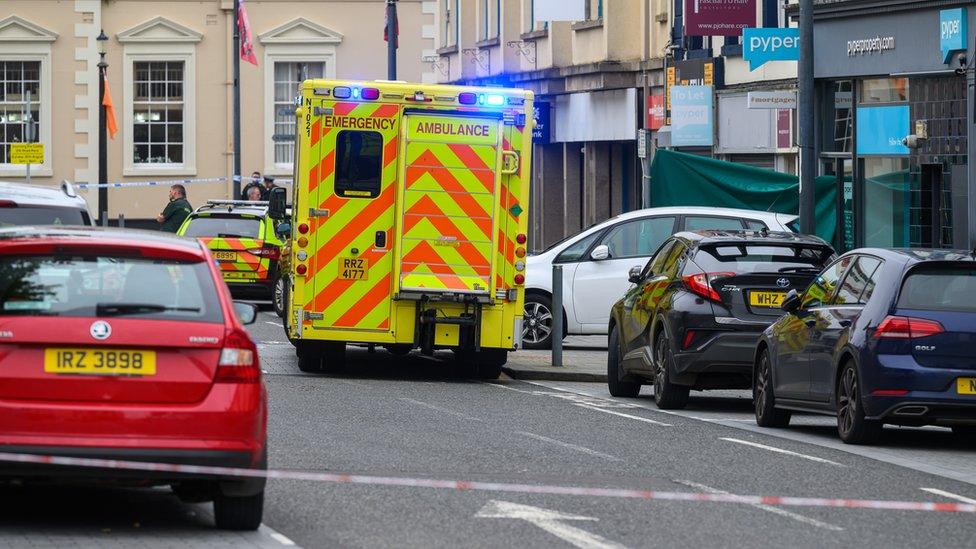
[940,8,967,63]
[743,28,800,71]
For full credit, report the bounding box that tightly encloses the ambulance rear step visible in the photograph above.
[414,299,483,354]
[396,290,493,304]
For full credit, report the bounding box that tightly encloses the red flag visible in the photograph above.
[238,0,258,66]
[102,74,118,139]
[383,6,399,48]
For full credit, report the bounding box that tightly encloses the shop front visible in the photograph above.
[814,3,975,251]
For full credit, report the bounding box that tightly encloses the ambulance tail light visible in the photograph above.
[298,223,309,234]
[296,264,308,275]
[516,233,527,244]
[361,87,380,100]
[514,273,525,285]
[333,86,352,99]
[458,92,477,105]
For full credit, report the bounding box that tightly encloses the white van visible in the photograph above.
[0,181,93,227]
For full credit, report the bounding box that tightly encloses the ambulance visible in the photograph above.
[271,80,533,379]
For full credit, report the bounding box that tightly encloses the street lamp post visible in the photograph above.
[96,29,109,226]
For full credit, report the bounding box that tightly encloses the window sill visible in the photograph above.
[0,166,53,177]
[436,45,458,55]
[123,166,197,177]
[265,167,293,177]
[571,19,604,31]
[520,29,549,41]
[475,37,500,48]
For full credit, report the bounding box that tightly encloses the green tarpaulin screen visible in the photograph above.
[649,149,837,245]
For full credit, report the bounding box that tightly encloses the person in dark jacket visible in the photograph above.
[156,184,192,233]
[260,175,278,200]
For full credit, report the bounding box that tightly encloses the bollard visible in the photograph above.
[118,213,125,228]
[551,265,563,367]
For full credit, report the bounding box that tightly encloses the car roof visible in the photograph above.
[0,226,206,255]
[0,180,89,209]
[674,229,829,247]
[847,248,976,264]
[603,206,791,224]
[191,201,269,217]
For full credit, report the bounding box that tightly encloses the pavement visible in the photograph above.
[503,336,609,382]
[5,309,976,548]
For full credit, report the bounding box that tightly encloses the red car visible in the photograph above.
[0,227,267,530]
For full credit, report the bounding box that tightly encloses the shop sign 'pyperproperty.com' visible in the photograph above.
[847,35,896,57]
[684,0,756,37]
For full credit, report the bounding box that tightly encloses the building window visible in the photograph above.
[859,78,908,104]
[273,61,324,167]
[523,0,549,32]
[0,60,40,164]
[132,61,184,165]
[481,0,499,40]
[335,130,383,198]
[443,0,458,47]
[585,0,603,20]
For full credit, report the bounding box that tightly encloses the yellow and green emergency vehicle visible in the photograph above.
[274,79,533,378]
[179,200,287,312]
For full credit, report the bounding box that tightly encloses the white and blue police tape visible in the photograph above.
[0,451,972,514]
[74,175,293,190]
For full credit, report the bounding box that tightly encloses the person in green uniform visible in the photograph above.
[156,184,192,233]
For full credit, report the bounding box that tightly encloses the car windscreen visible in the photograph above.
[897,265,976,313]
[0,206,90,227]
[182,215,261,239]
[0,255,223,323]
[693,243,835,274]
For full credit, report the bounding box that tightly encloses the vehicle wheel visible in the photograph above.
[523,294,557,350]
[653,331,689,410]
[320,342,347,373]
[607,326,640,397]
[272,276,287,318]
[296,348,322,373]
[475,349,507,379]
[213,490,263,531]
[753,349,791,428]
[836,362,882,444]
[386,345,412,357]
[454,349,506,379]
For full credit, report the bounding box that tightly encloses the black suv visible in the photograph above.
[608,230,835,409]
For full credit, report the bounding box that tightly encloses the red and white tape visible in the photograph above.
[1,451,973,514]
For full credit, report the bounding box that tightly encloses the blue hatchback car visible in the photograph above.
[752,249,976,444]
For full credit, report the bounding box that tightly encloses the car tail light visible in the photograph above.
[874,316,945,339]
[516,233,527,244]
[871,389,909,396]
[296,264,308,275]
[514,273,525,285]
[682,272,734,302]
[216,328,260,383]
[0,200,16,207]
[247,245,280,260]
[298,223,309,234]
